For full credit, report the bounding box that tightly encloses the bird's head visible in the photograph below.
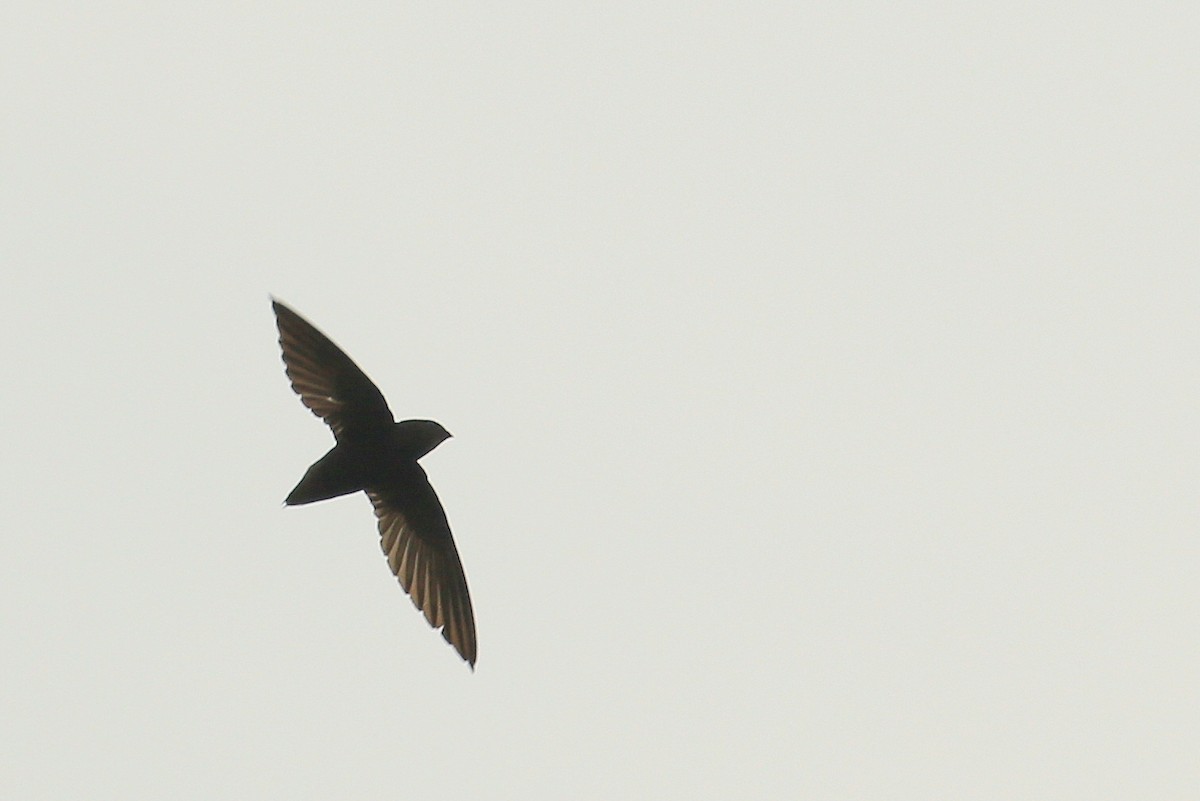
[393,419,453,460]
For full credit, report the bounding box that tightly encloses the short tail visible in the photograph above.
[285,447,366,505]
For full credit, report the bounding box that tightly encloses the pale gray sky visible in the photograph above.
[2,3,1196,799]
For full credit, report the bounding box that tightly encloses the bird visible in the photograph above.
[271,298,476,668]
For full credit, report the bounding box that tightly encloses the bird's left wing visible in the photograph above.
[367,466,477,668]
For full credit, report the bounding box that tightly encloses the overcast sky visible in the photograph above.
[2,3,1196,799]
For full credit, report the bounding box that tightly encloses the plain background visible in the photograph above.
[2,3,1195,798]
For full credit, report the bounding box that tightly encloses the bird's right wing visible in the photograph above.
[273,299,394,439]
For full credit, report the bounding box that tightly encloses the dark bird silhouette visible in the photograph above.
[272,299,476,668]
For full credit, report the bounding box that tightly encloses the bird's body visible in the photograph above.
[285,420,450,505]
[272,299,477,668]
